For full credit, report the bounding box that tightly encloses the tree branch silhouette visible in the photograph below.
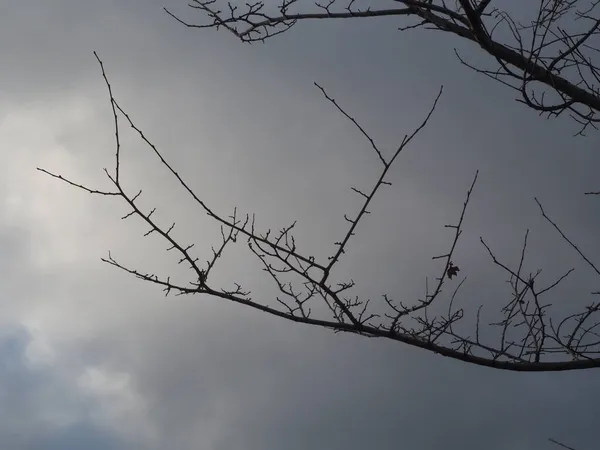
[38,53,600,372]
[165,0,600,135]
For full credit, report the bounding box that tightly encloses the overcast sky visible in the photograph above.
[1,1,600,449]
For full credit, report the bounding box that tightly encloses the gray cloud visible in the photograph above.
[1,1,599,449]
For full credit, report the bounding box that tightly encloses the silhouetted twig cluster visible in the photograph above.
[165,0,600,135]
[38,52,600,372]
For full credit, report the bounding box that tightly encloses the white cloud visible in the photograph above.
[77,366,154,443]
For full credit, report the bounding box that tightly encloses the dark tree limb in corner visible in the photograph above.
[165,0,600,135]
[38,53,600,372]
[549,438,579,450]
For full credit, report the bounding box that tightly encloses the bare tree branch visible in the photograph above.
[165,0,600,134]
[549,437,579,450]
[38,53,600,372]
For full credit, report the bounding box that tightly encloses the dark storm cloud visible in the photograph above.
[0,327,136,449]
[1,1,599,450]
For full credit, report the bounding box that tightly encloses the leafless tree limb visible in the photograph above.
[38,53,600,372]
[549,437,579,450]
[165,0,600,134]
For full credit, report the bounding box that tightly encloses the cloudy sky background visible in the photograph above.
[1,1,600,449]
